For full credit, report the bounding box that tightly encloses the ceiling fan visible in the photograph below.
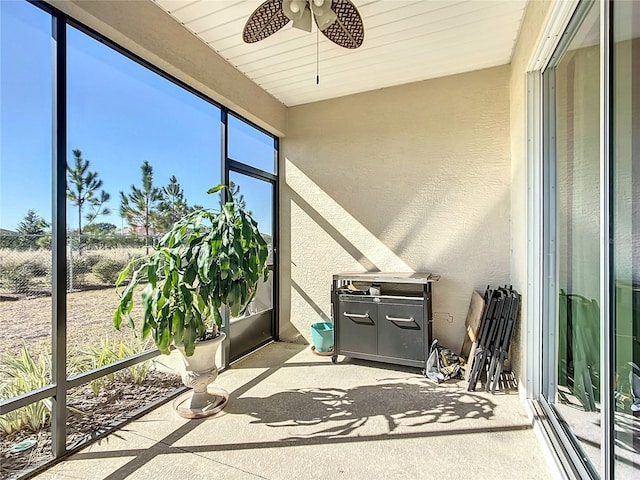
[243,0,364,49]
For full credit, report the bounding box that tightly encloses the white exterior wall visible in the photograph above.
[280,65,512,352]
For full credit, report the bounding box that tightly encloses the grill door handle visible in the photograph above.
[385,315,414,323]
[344,312,369,319]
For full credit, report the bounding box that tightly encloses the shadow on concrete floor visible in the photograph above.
[40,342,546,480]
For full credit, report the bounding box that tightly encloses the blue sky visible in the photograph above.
[1,1,274,235]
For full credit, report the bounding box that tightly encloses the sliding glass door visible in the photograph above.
[540,0,640,477]
[542,1,602,476]
[612,0,640,475]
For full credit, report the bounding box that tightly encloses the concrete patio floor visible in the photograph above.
[36,342,554,480]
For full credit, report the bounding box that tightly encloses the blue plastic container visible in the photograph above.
[311,322,334,353]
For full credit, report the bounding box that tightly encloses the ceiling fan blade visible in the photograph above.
[243,0,291,44]
[319,0,364,49]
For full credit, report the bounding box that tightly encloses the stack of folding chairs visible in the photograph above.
[467,285,521,393]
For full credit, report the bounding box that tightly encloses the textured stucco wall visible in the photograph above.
[47,0,287,137]
[281,65,512,351]
[508,0,552,385]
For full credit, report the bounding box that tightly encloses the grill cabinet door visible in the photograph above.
[377,299,425,361]
[337,297,377,355]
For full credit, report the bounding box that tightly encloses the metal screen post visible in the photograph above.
[51,14,68,458]
[68,241,73,292]
[220,109,230,369]
[600,0,614,477]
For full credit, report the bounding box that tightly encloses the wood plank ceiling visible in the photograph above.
[153,0,527,107]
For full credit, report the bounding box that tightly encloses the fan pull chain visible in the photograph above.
[316,27,319,85]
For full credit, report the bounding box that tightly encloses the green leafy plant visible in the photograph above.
[0,347,52,434]
[114,184,270,356]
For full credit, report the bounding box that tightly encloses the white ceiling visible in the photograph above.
[153,0,528,107]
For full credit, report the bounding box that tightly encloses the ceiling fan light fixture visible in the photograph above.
[310,0,332,13]
[292,6,312,32]
[283,0,307,21]
[283,0,312,32]
[311,0,337,31]
[314,10,337,31]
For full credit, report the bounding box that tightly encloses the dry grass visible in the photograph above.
[0,248,50,265]
[1,287,145,358]
[0,247,147,264]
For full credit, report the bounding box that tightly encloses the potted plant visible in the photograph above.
[113,184,269,417]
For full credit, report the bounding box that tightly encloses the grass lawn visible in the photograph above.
[1,287,144,358]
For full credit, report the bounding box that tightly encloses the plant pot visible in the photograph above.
[311,322,334,353]
[173,332,229,418]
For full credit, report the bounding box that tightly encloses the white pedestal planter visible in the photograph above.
[172,332,229,418]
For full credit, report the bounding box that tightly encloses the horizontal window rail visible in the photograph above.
[228,159,277,182]
[0,384,57,415]
[66,348,161,389]
[0,348,160,416]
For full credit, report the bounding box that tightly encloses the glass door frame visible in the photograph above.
[220,110,279,366]
[529,1,615,479]
[538,3,602,476]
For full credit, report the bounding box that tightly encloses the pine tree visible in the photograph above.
[119,160,163,253]
[156,175,189,232]
[16,209,50,248]
[66,149,111,235]
[16,209,49,235]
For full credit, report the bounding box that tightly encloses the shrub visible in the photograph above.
[22,259,49,277]
[93,258,129,285]
[67,255,92,288]
[68,338,155,396]
[0,261,35,294]
[36,235,51,250]
[0,347,52,434]
[117,340,154,385]
[68,339,119,396]
[83,254,102,268]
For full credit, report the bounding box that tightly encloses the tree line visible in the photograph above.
[6,149,211,251]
